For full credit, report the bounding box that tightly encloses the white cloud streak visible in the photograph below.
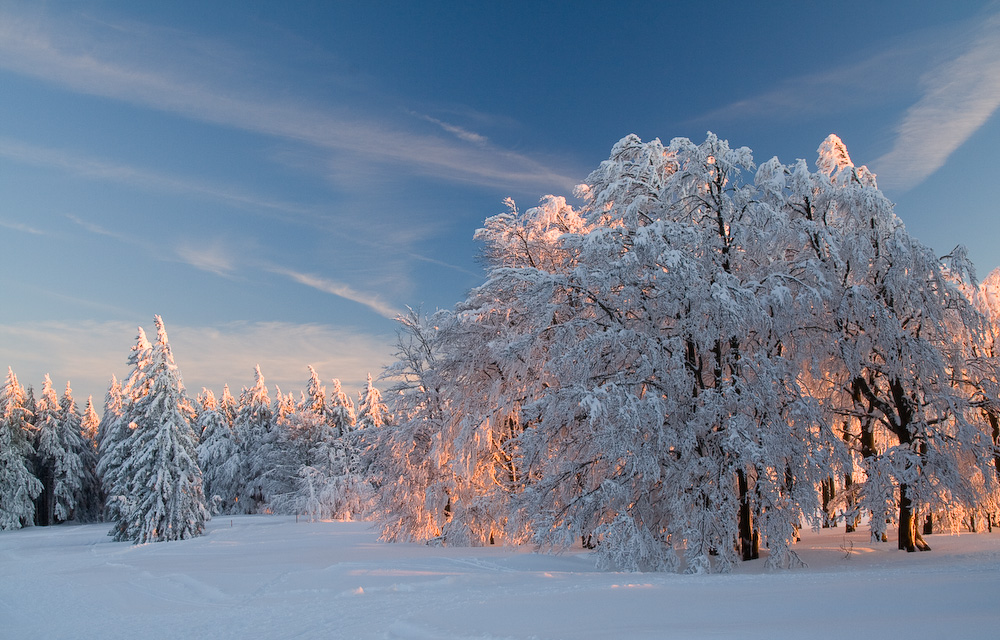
[270,266,403,320]
[175,242,237,277]
[0,218,44,235]
[0,8,578,194]
[873,12,1000,190]
[0,138,319,222]
[695,45,925,124]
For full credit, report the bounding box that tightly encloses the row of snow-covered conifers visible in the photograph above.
[4,133,1000,573]
[0,315,388,543]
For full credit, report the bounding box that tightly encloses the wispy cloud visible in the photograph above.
[414,111,489,145]
[0,138,319,223]
[0,319,395,407]
[873,12,1000,190]
[175,241,237,277]
[66,213,147,247]
[0,7,579,194]
[0,218,44,235]
[695,45,926,125]
[269,266,403,320]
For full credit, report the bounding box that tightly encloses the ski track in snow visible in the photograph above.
[2,515,999,639]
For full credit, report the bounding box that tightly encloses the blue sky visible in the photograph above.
[2,1,999,405]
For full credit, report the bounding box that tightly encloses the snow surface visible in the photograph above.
[2,516,998,639]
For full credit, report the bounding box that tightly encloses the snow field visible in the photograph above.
[2,516,999,639]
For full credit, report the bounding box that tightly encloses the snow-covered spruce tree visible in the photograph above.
[118,316,208,543]
[78,396,105,520]
[196,389,241,515]
[267,386,303,508]
[310,378,371,519]
[357,373,389,431]
[304,366,326,414]
[0,368,42,530]
[33,375,87,525]
[233,365,276,513]
[218,384,237,429]
[96,375,123,448]
[98,329,152,534]
[59,384,102,522]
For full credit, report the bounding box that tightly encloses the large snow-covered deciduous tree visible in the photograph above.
[0,368,42,530]
[374,132,999,571]
[115,316,209,543]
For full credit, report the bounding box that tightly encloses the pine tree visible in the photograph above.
[305,365,326,415]
[77,396,104,521]
[98,329,151,534]
[196,390,241,514]
[218,384,237,429]
[357,373,389,431]
[0,368,42,530]
[233,365,275,513]
[34,375,86,525]
[59,384,102,522]
[119,316,209,543]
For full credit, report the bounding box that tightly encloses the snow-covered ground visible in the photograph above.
[2,516,998,639]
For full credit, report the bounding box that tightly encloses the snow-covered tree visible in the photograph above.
[371,308,468,543]
[304,366,326,416]
[275,370,373,520]
[98,329,151,530]
[33,375,86,525]
[357,374,389,431]
[117,316,209,543]
[196,389,241,515]
[770,135,997,551]
[326,379,356,438]
[60,384,102,522]
[0,368,41,530]
[374,132,999,571]
[218,384,237,429]
[233,365,276,513]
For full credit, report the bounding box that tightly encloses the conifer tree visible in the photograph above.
[59,384,101,522]
[218,384,237,429]
[77,396,104,522]
[357,373,388,431]
[0,368,41,530]
[34,375,86,525]
[234,365,275,513]
[118,316,209,543]
[196,389,241,514]
[98,329,151,532]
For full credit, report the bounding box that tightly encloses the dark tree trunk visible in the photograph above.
[844,472,857,532]
[821,477,836,527]
[898,484,931,552]
[35,467,55,526]
[737,469,758,561]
